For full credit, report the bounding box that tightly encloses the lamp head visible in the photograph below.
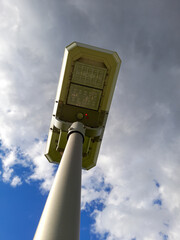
[45,42,121,170]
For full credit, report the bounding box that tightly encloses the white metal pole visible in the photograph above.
[34,122,85,240]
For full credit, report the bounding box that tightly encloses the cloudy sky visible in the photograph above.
[0,0,180,239]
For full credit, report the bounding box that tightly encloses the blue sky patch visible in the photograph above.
[84,198,105,212]
[159,232,168,240]
[104,184,112,193]
[154,179,160,188]
[163,222,169,228]
[153,199,162,206]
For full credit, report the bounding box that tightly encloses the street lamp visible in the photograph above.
[34,42,121,240]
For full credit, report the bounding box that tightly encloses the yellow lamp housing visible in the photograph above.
[45,42,121,170]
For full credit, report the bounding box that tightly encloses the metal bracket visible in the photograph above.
[53,118,103,138]
[67,122,85,142]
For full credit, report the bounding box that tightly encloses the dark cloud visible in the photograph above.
[14,0,180,70]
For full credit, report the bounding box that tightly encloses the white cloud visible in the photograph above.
[81,167,109,210]
[0,0,58,191]
[27,140,57,192]
[11,176,22,187]
[82,112,180,239]
[2,167,14,183]
[1,151,15,183]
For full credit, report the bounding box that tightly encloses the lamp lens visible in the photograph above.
[67,84,102,110]
[72,62,107,89]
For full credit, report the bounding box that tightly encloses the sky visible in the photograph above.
[0,0,180,239]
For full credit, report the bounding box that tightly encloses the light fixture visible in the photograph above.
[45,42,121,170]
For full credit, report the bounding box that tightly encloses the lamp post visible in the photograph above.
[34,42,121,240]
[34,122,84,240]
